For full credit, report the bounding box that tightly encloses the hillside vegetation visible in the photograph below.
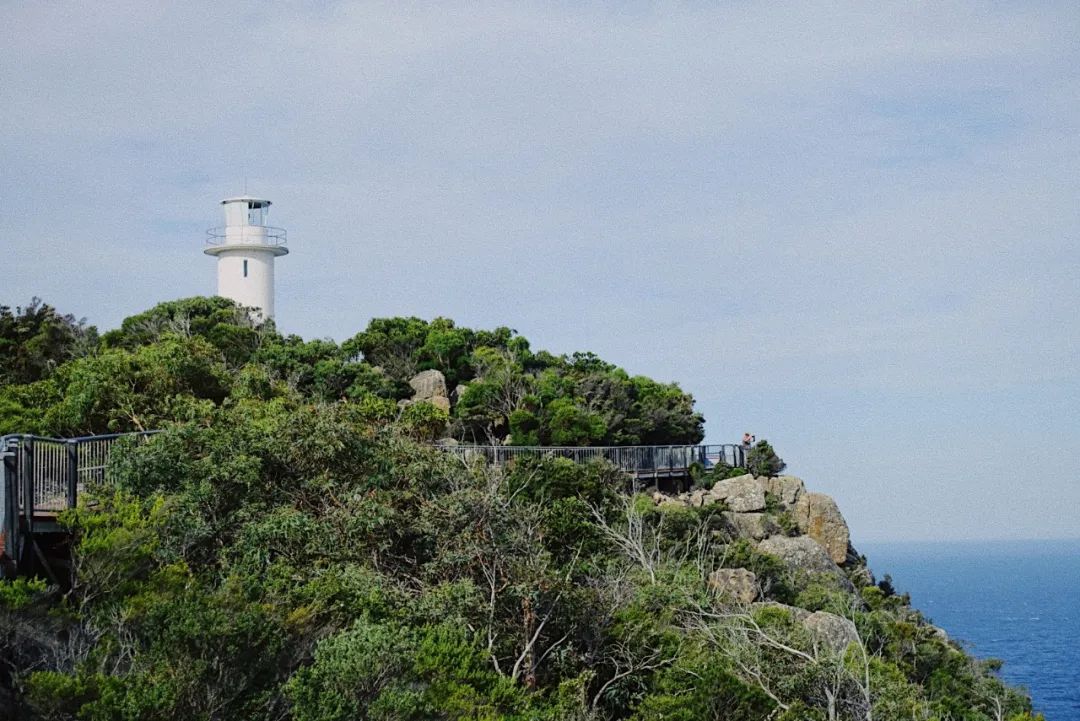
[0,297,703,447]
[0,298,1040,720]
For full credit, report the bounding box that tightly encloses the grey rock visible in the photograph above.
[751,604,859,655]
[708,568,759,604]
[688,489,709,507]
[723,512,778,541]
[804,611,859,654]
[793,492,851,565]
[652,492,678,509]
[763,475,805,507]
[428,395,451,413]
[710,474,766,512]
[409,369,448,401]
[756,535,851,590]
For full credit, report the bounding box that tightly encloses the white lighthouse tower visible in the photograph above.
[204,196,288,319]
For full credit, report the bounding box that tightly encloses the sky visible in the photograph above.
[2,1,1078,543]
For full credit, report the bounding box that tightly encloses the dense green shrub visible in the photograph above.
[746,440,786,477]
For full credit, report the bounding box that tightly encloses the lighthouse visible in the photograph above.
[204,196,288,319]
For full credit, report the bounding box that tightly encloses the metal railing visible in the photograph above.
[205,226,288,246]
[1,432,156,564]
[441,443,746,479]
[0,432,747,571]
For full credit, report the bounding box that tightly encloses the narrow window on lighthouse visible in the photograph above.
[243,260,248,278]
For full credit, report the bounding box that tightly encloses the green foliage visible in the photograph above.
[630,655,774,720]
[101,295,271,367]
[721,539,794,602]
[0,577,48,609]
[44,335,229,434]
[546,397,607,445]
[288,622,532,721]
[702,461,750,485]
[398,400,450,441]
[775,510,799,536]
[1,297,703,448]
[0,378,58,434]
[746,440,786,477]
[0,297,1038,721]
[0,298,97,386]
[793,575,853,614]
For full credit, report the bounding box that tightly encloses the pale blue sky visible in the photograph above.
[2,2,1077,542]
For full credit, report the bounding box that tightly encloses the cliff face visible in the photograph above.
[653,473,938,654]
[656,473,853,564]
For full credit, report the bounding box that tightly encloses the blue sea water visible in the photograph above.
[861,539,1080,720]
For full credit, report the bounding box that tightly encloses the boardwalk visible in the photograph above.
[1,432,746,576]
[442,443,746,481]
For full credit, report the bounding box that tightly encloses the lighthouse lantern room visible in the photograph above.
[204,196,288,319]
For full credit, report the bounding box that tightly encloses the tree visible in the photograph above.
[747,440,786,477]
[343,317,430,381]
[44,335,229,434]
[101,295,272,368]
[0,298,97,386]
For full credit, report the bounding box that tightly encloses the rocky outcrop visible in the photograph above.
[752,603,859,654]
[403,369,452,415]
[763,475,805,506]
[652,473,854,570]
[804,611,859,653]
[428,395,451,413]
[722,512,778,541]
[708,568,758,603]
[756,535,852,590]
[409,370,448,401]
[793,492,850,565]
[710,474,766,512]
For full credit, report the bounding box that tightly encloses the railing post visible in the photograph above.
[1,438,20,572]
[66,440,79,509]
[21,438,34,534]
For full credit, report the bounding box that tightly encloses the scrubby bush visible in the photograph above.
[746,440,786,477]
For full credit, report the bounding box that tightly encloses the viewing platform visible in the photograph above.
[1,432,747,578]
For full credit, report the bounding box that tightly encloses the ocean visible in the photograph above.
[861,539,1080,720]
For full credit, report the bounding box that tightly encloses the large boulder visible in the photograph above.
[751,604,859,655]
[409,370,448,401]
[708,568,758,604]
[762,475,805,507]
[793,492,850,565]
[709,474,766,512]
[756,535,852,590]
[723,512,778,541]
[804,611,859,654]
